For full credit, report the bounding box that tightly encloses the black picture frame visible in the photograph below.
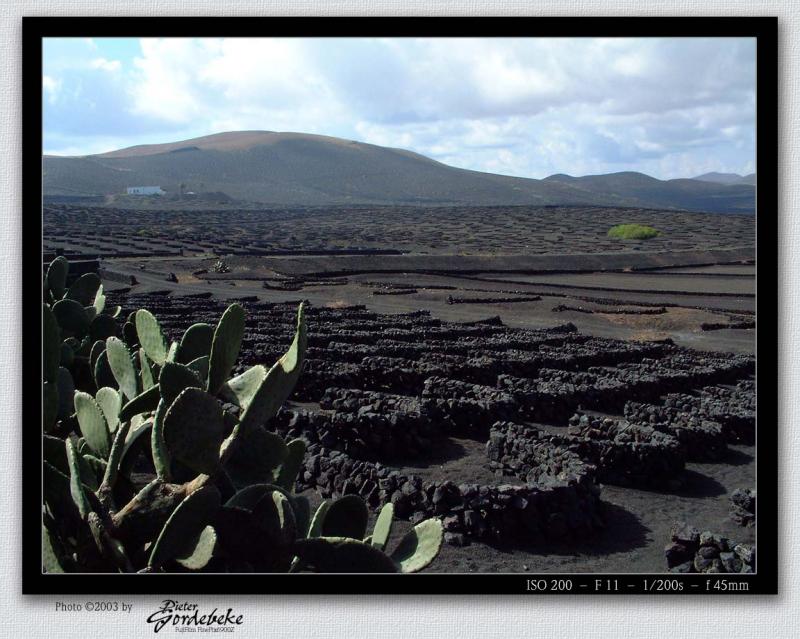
[24,15,778,595]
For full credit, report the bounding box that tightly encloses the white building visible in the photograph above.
[126,186,164,195]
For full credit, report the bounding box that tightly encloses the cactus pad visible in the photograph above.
[224,426,287,488]
[95,387,121,434]
[43,382,58,433]
[276,438,306,492]
[65,438,91,519]
[84,305,98,325]
[292,537,399,573]
[207,303,246,394]
[242,304,307,430]
[45,256,69,300]
[74,390,111,458]
[321,495,369,540]
[43,434,69,475]
[177,323,214,364]
[42,526,66,573]
[139,348,155,391]
[119,385,160,423]
[227,304,307,436]
[166,341,179,363]
[220,364,267,413]
[225,483,289,510]
[43,304,60,383]
[307,500,330,538]
[135,309,169,365]
[148,485,221,568]
[253,490,296,547]
[56,367,75,421]
[389,518,444,573]
[175,525,217,570]
[119,417,153,478]
[79,453,105,490]
[93,349,117,389]
[89,340,104,372]
[158,362,203,407]
[89,313,117,342]
[59,342,74,368]
[122,321,138,349]
[162,388,225,475]
[52,299,90,337]
[66,273,102,306]
[106,337,138,401]
[291,495,310,541]
[43,460,76,522]
[151,399,171,480]
[371,503,395,550]
[186,356,209,381]
[92,284,106,315]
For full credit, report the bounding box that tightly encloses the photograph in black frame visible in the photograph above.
[24,16,777,595]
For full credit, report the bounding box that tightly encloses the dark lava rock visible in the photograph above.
[734,543,755,565]
[390,491,412,518]
[697,545,720,560]
[442,515,461,532]
[401,481,418,497]
[669,561,694,573]
[671,521,701,548]
[720,552,742,573]
[704,558,724,573]
[665,542,693,568]
[463,510,481,529]
[444,532,470,547]
[694,555,714,572]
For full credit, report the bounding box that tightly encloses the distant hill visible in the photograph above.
[543,172,755,214]
[43,130,755,213]
[692,172,757,186]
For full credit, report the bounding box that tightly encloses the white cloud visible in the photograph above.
[90,58,121,72]
[45,36,756,179]
[129,38,349,131]
[42,75,61,104]
[612,54,647,77]
[129,39,213,123]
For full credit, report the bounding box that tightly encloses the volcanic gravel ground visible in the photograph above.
[342,418,756,574]
[47,200,757,574]
[98,290,756,574]
[101,265,754,353]
[49,203,755,353]
[43,204,754,258]
[658,265,756,275]
[470,271,755,296]
[417,444,756,574]
[296,439,755,574]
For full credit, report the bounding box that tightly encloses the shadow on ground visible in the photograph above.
[723,447,755,467]
[678,469,728,498]
[487,502,651,558]
[388,437,469,468]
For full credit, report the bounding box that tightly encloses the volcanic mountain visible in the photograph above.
[691,172,757,186]
[43,131,755,213]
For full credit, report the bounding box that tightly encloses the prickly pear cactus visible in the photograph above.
[41,278,443,575]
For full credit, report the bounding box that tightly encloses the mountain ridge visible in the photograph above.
[43,130,755,213]
[691,171,756,186]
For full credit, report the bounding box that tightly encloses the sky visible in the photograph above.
[42,37,756,180]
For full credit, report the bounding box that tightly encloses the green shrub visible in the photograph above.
[607,224,661,240]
